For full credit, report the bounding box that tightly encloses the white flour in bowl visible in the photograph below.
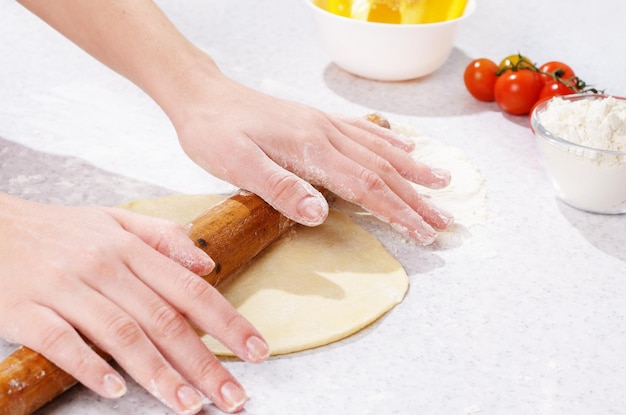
[538,95,626,152]
[534,95,626,214]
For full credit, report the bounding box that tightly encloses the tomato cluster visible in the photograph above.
[463,54,594,116]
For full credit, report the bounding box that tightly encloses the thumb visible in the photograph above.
[230,157,329,227]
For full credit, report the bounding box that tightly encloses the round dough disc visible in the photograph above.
[120,194,409,356]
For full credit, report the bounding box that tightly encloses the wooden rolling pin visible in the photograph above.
[0,190,298,415]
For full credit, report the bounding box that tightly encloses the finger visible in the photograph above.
[334,114,416,152]
[6,302,128,400]
[123,242,270,364]
[90,240,263,412]
[213,137,329,226]
[328,133,454,231]
[332,119,452,189]
[52,278,209,415]
[105,208,215,276]
[309,148,440,244]
[106,212,270,360]
[281,131,449,243]
[114,276,253,413]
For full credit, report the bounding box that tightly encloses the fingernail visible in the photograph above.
[415,229,438,246]
[246,335,270,362]
[177,385,204,413]
[220,381,247,412]
[394,222,437,246]
[429,168,451,188]
[436,208,455,229]
[297,196,327,225]
[103,373,127,398]
[198,251,216,275]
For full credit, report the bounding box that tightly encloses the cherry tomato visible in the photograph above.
[498,54,533,71]
[494,69,543,115]
[538,61,576,85]
[464,58,498,102]
[528,76,576,124]
[538,81,575,101]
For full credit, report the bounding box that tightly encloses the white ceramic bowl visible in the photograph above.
[306,0,476,81]
[531,94,626,214]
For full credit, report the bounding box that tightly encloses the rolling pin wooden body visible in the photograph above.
[0,190,295,415]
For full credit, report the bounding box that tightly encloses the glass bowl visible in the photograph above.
[530,94,626,214]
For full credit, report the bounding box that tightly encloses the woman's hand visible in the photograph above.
[0,193,268,414]
[17,0,453,246]
[172,75,454,245]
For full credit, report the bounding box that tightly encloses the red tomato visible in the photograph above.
[494,69,543,115]
[528,81,577,124]
[538,81,575,101]
[528,96,552,125]
[464,58,498,102]
[538,61,576,85]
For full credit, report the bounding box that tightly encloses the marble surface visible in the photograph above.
[2,0,626,414]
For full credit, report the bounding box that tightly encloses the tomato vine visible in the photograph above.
[464,53,604,116]
[496,53,602,95]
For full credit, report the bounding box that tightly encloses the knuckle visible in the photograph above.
[221,311,248,334]
[193,354,225,381]
[116,232,141,250]
[71,348,101,378]
[177,272,213,304]
[105,315,143,348]
[372,154,396,176]
[78,236,135,276]
[152,222,187,255]
[359,168,387,193]
[39,325,103,381]
[39,324,73,354]
[369,132,390,150]
[149,359,176,387]
[74,245,111,274]
[151,304,188,339]
[266,171,302,203]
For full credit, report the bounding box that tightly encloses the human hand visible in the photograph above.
[16,0,451,246]
[171,75,454,245]
[0,194,269,414]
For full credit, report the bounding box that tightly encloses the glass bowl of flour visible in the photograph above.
[531,94,626,214]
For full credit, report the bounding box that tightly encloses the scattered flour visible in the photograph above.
[324,121,491,248]
[392,123,490,228]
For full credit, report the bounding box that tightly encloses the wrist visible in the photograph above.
[145,45,226,129]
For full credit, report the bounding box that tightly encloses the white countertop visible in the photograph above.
[2,0,626,414]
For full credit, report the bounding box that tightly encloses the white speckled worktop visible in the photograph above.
[2,0,626,414]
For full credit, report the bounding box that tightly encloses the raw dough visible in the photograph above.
[121,194,409,356]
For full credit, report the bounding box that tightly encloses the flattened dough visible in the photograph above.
[121,194,408,356]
